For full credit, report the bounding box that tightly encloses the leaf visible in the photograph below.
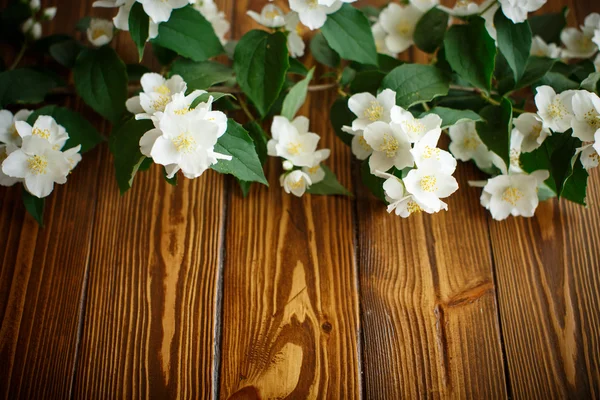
[288,58,308,76]
[581,72,600,94]
[537,72,579,92]
[547,132,581,196]
[310,32,340,68]
[27,106,104,153]
[129,2,149,61]
[321,4,378,66]
[152,5,223,62]
[420,107,482,128]
[211,119,268,185]
[330,97,355,146]
[76,16,91,32]
[171,58,234,91]
[350,70,386,94]
[152,43,177,66]
[307,165,351,196]
[127,64,151,81]
[237,121,269,197]
[163,168,177,186]
[561,155,588,205]
[380,64,450,109]
[434,89,487,111]
[189,92,234,109]
[22,189,44,226]
[414,7,449,54]
[476,98,513,169]
[49,39,83,68]
[495,9,531,83]
[340,66,356,86]
[444,17,496,93]
[0,68,62,107]
[281,68,315,120]
[498,56,556,94]
[528,7,568,44]
[520,142,557,193]
[361,160,386,202]
[234,30,289,118]
[74,45,128,123]
[109,118,154,194]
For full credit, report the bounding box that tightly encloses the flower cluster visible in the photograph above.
[20,0,56,40]
[0,111,81,198]
[247,4,305,58]
[126,73,231,179]
[288,0,356,30]
[343,90,459,217]
[267,116,331,197]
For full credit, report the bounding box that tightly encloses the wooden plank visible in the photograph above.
[218,2,361,397]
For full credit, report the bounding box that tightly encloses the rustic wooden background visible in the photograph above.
[1,0,599,398]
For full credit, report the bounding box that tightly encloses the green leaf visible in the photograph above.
[561,155,588,205]
[361,160,386,202]
[380,64,450,109]
[171,58,234,91]
[476,98,513,169]
[127,64,151,81]
[498,56,556,94]
[581,72,600,94]
[237,121,269,197]
[529,7,568,44]
[27,106,104,153]
[74,46,128,123]
[350,70,386,94]
[414,7,449,54]
[152,5,223,62]
[547,132,581,196]
[444,17,496,93]
[189,92,234,109]
[495,9,531,83]
[310,32,340,68]
[307,165,351,196]
[288,58,308,76]
[281,68,314,120]
[152,43,177,66]
[234,30,289,117]
[49,39,83,68]
[420,107,482,129]
[321,4,378,66]
[330,97,355,146]
[76,16,91,32]
[340,66,356,86]
[537,72,579,92]
[0,68,62,107]
[434,89,487,111]
[22,189,44,227]
[129,2,149,61]
[211,119,268,185]
[520,142,557,193]
[109,118,154,194]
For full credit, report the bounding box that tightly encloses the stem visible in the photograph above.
[238,95,254,121]
[9,43,27,70]
[422,102,431,111]
[478,0,498,16]
[481,93,501,106]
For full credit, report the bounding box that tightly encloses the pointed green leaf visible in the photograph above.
[476,98,513,169]
[414,7,449,54]
[307,165,351,196]
[171,59,234,91]
[0,68,62,107]
[420,107,482,129]
[22,189,44,227]
[380,64,450,108]
[330,97,355,146]
[129,2,149,61]
[495,9,532,83]
[281,68,315,120]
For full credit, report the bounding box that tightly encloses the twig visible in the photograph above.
[9,44,27,71]
[238,96,254,121]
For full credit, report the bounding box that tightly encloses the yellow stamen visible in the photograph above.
[307,165,320,175]
[420,175,437,192]
[396,21,412,36]
[406,200,423,214]
[32,127,50,139]
[27,155,48,175]
[289,178,304,189]
[547,98,567,120]
[172,133,196,153]
[502,187,524,206]
[358,136,371,151]
[380,134,399,158]
[287,142,303,155]
[463,134,480,150]
[91,29,106,40]
[364,101,384,122]
[422,145,440,159]
[174,107,190,115]
[154,85,171,95]
[152,95,170,111]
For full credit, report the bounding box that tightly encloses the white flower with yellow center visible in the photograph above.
[390,106,442,143]
[438,1,480,17]
[0,144,20,187]
[403,164,458,211]
[478,170,549,220]
[0,109,32,147]
[577,143,599,170]
[342,125,373,160]
[285,12,306,58]
[87,18,114,47]
[377,171,442,217]
[378,3,423,54]
[363,121,413,173]
[280,170,312,197]
[94,0,160,38]
[268,116,330,168]
[570,91,600,142]
[513,112,551,152]
[288,0,342,31]
[499,0,545,24]
[136,0,188,24]
[15,115,68,150]
[372,22,397,57]
[247,4,286,28]
[411,130,457,174]
[194,0,230,45]
[534,85,575,133]
[2,136,71,198]
[301,151,330,184]
[126,73,187,120]
[530,36,562,59]
[448,121,494,170]
[561,28,598,59]
[348,89,396,131]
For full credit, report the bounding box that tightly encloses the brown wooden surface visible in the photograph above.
[0,0,599,399]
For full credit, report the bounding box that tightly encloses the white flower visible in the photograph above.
[348,89,396,131]
[15,116,68,150]
[410,0,439,13]
[403,164,458,211]
[342,125,373,160]
[479,170,549,220]
[390,106,442,143]
[583,13,600,37]
[2,136,71,198]
[534,86,575,133]
[0,144,20,187]
[22,18,42,40]
[513,112,550,152]
[137,0,188,23]
[302,163,326,184]
[87,18,114,47]
[448,121,494,170]
[438,1,480,17]
[94,0,160,38]
[570,90,600,142]
[42,7,57,20]
[379,173,442,217]
[372,22,397,57]
[363,121,413,173]
[499,0,545,24]
[285,12,306,58]
[267,116,330,167]
[29,0,41,12]
[411,130,457,174]
[561,28,598,59]
[595,130,600,156]
[288,0,342,31]
[280,170,312,197]
[126,73,187,119]
[63,146,83,172]
[530,36,562,58]
[194,0,230,45]
[0,109,32,147]
[578,143,599,170]
[247,4,286,28]
[379,3,422,54]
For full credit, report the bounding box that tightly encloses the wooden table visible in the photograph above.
[1,0,599,398]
